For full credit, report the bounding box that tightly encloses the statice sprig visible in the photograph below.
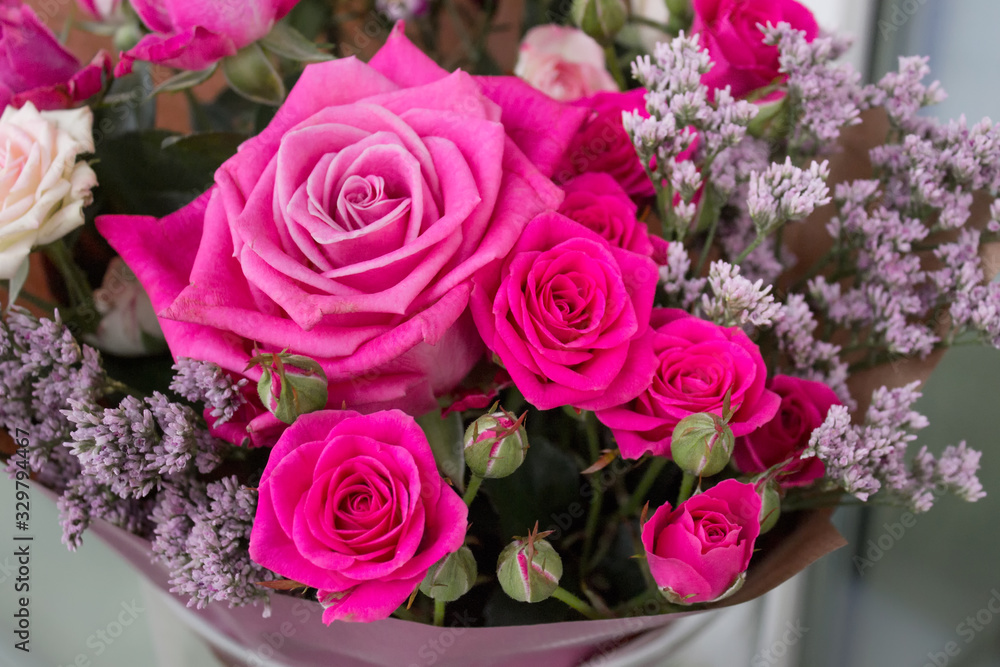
[65,392,224,499]
[700,261,780,329]
[151,477,275,612]
[170,358,248,425]
[761,22,863,156]
[0,309,106,485]
[626,31,758,241]
[803,382,984,512]
[746,158,831,238]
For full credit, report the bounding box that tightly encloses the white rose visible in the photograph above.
[514,25,618,102]
[86,257,166,357]
[0,102,97,280]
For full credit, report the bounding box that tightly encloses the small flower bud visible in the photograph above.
[249,351,328,424]
[419,546,477,602]
[670,413,735,477]
[497,525,562,603]
[463,409,528,479]
[758,481,781,534]
[571,0,627,45]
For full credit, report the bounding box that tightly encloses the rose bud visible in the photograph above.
[758,480,781,535]
[641,479,761,604]
[670,413,735,477]
[249,352,328,424]
[572,0,628,45]
[463,409,528,479]
[497,526,563,603]
[419,546,478,602]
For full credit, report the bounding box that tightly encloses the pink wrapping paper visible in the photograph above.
[78,504,843,667]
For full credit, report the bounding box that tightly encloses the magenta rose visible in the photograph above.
[115,0,300,75]
[471,211,658,411]
[0,3,109,111]
[248,409,467,623]
[558,172,657,258]
[99,25,585,446]
[597,309,780,459]
[692,0,818,99]
[557,89,654,198]
[733,375,838,487]
[642,479,761,604]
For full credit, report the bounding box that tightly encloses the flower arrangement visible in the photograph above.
[1,0,995,660]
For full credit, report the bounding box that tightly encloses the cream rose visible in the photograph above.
[0,102,97,279]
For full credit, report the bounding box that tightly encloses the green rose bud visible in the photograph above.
[571,0,627,45]
[419,546,477,602]
[497,526,562,603]
[758,481,781,534]
[249,351,328,424]
[463,409,528,479]
[670,413,735,477]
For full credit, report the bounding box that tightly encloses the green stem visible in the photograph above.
[183,88,212,132]
[551,587,603,620]
[627,15,673,33]
[604,44,627,90]
[433,599,446,627]
[677,472,697,504]
[734,234,765,265]
[619,457,669,519]
[462,474,483,506]
[581,412,604,570]
[694,212,720,277]
[13,290,56,312]
[43,239,91,308]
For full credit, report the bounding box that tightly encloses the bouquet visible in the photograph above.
[1,0,994,662]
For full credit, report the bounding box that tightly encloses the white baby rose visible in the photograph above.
[87,257,166,357]
[0,102,97,280]
[514,25,618,102]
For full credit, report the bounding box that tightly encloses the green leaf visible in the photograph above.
[90,130,244,217]
[417,409,466,491]
[487,436,581,541]
[223,44,286,106]
[260,22,334,63]
[150,65,218,96]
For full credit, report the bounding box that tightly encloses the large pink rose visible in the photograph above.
[597,309,780,459]
[514,25,618,102]
[692,0,818,98]
[556,89,654,198]
[98,25,585,446]
[733,375,837,487]
[0,3,109,110]
[248,409,468,623]
[115,0,300,75]
[471,211,658,411]
[558,172,656,257]
[642,479,761,604]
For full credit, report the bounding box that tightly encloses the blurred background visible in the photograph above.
[1,0,999,665]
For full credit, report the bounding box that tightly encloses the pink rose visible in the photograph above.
[642,479,761,604]
[470,212,658,411]
[557,89,654,198]
[115,0,300,75]
[733,375,837,487]
[558,172,656,257]
[99,25,585,446]
[514,25,618,102]
[248,409,468,623]
[0,3,110,111]
[692,0,818,99]
[597,309,780,459]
